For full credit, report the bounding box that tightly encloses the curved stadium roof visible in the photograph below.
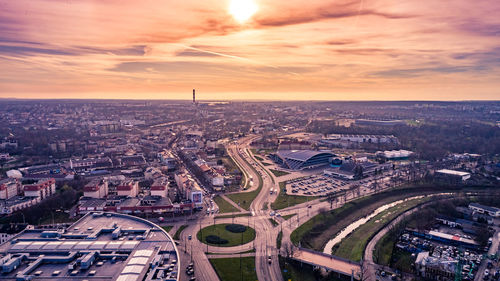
[274,150,335,170]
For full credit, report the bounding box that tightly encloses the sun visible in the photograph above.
[229,0,258,23]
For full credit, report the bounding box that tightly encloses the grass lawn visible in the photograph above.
[373,231,396,266]
[254,155,264,161]
[173,225,188,240]
[162,225,173,233]
[262,162,272,166]
[277,231,282,249]
[210,257,258,281]
[290,186,453,251]
[197,223,256,247]
[331,197,429,261]
[271,182,318,210]
[282,214,296,220]
[226,154,263,210]
[269,218,279,227]
[215,213,251,219]
[214,196,240,213]
[269,169,290,177]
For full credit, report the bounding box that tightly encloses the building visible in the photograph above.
[324,161,390,180]
[324,134,399,144]
[0,224,30,245]
[120,155,147,167]
[415,251,456,281]
[157,150,177,171]
[0,196,41,215]
[150,177,169,197]
[376,150,413,161]
[77,196,193,215]
[69,157,113,172]
[469,203,500,217]
[174,173,203,208]
[435,169,471,182]
[83,179,109,199]
[270,150,335,170]
[23,178,56,200]
[116,180,139,197]
[355,119,406,126]
[0,179,20,200]
[0,212,180,281]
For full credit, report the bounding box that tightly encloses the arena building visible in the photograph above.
[270,150,335,170]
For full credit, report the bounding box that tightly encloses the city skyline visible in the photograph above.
[1,0,499,100]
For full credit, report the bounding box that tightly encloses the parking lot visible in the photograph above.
[284,173,395,197]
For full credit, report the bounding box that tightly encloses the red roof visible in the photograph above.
[117,185,134,191]
[151,185,166,190]
[199,164,210,173]
[84,185,101,192]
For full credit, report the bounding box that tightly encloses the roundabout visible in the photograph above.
[197,223,256,247]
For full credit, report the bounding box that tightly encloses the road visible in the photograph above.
[174,134,400,281]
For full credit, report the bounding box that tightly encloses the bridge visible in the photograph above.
[290,247,361,280]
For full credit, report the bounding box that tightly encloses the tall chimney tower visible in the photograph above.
[192,89,196,104]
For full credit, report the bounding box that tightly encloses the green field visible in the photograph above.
[271,182,318,210]
[254,155,264,161]
[197,223,256,247]
[214,196,240,213]
[161,225,173,233]
[269,169,290,177]
[173,225,188,240]
[226,154,264,210]
[215,213,251,219]
[210,257,258,281]
[373,231,396,266]
[282,214,296,220]
[331,197,429,261]
[289,186,457,251]
[277,231,283,249]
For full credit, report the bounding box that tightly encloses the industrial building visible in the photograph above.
[376,150,413,161]
[269,150,335,170]
[468,203,500,217]
[0,212,180,281]
[435,169,471,182]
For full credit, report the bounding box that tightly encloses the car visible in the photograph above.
[186,269,194,275]
[308,205,312,208]
[188,235,192,240]
[189,277,197,281]
[268,255,272,264]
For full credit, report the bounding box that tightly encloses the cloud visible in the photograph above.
[254,1,414,27]
[371,66,472,78]
[0,45,75,56]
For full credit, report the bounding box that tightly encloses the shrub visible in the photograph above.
[225,224,247,233]
[205,235,228,245]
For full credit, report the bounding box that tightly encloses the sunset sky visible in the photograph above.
[0,0,499,100]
